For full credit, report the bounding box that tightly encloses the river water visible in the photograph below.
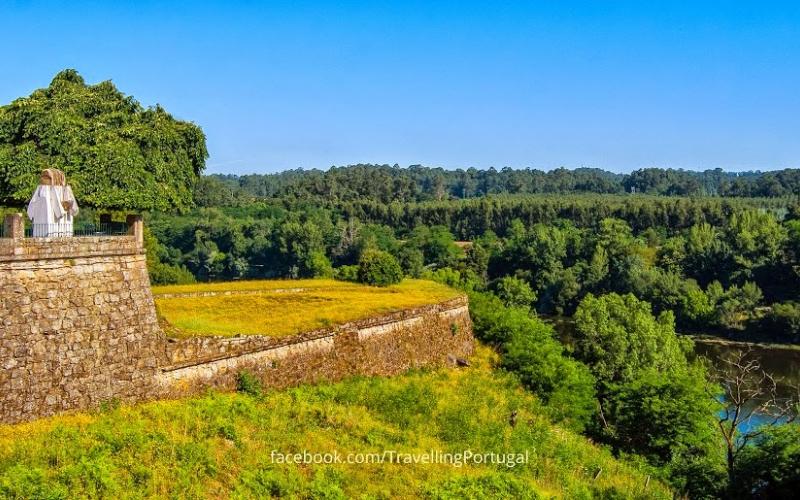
[693,339,800,400]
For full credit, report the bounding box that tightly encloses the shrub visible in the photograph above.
[501,330,597,430]
[333,265,359,282]
[306,251,334,278]
[357,249,403,286]
[148,262,196,285]
[397,245,425,277]
[425,474,539,499]
[602,366,717,465]
[236,371,263,397]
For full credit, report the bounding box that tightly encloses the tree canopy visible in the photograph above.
[207,164,800,204]
[0,69,207,212]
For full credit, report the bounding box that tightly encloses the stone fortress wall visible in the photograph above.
[0,214,473,424]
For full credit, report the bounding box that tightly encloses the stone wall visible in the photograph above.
[0,215,163,424]
[0,213,473,424]
[157,298,473,396]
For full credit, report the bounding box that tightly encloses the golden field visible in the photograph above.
[153,279,462,338]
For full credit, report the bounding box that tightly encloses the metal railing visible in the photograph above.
[24,222,129,238]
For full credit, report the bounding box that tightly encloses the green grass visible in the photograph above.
[0,347,670,499]
[153,279,462,338]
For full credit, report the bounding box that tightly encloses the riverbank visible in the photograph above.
[543,314,800,351]
[690,334,800,352]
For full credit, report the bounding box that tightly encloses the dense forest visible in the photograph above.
[199,163,800,204]
[148,183,800,343]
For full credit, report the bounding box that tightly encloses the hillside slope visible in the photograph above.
[0,347,670,499]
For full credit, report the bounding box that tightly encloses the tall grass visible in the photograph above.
[0,347,670,499]
[153,279,461,338]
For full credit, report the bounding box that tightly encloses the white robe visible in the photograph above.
[27,185,79,237]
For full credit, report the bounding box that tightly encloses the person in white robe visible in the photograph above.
[26,169,79,237]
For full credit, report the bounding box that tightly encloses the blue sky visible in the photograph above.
[2,1,799,174]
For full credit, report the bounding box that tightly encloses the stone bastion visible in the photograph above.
[0,214,473,424]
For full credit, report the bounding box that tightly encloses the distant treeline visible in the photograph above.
[198,164,800,206]
[214,195,790,241]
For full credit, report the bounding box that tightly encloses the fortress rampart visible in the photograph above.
[0,214,473,423]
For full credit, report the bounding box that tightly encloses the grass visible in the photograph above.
[0,346,670,499]
[153,279,462,338]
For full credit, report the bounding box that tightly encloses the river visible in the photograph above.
[693,338,800,400]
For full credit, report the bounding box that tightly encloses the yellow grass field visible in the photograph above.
[153,279,462,338]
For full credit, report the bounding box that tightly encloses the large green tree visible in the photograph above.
[573,293,694,385]
[0,69,207,212]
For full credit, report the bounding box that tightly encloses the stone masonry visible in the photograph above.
[0,214,163,423]
[0,213,474,424]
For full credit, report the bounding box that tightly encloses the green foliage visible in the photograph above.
[397,244,425,277]
[357,249,403,286]
[469,292,596,430]
[307,250,334,278]
[0,69,207,211]
[333,264,359,282]
[573,293,693,385]
[143,228,196,285]
[0,465,69,499]
[278,219,331,278]
[603,367,718,465]
[725,210,787,280]
[571,292,725,495]
[143,194,798,340]
[763,302,800,342]
[236,371,263,397]
[424,474,540,499]
[421,267,480,292]
[491,276,537,310]
[711,281,764,330]
[211,165,800,204]
[407,225,464,268]
[731,424,800,499]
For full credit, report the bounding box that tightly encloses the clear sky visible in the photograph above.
[2,1,799,174]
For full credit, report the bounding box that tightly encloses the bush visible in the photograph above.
[148,262,196,285]
[501,330,596,430]
[236,371,263,397]
[306,251,334,278]
[425,474,539,499]
[144,227,196,285]
[397,245,425,277]
[602,367,717,465]
[357,249,403,286]
[333,265,359,282]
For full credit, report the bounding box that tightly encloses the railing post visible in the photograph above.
[3,213,24,240]
[126,214,144,249]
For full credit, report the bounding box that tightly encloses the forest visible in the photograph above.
[148,181,800,344]
[202,163,800,202]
